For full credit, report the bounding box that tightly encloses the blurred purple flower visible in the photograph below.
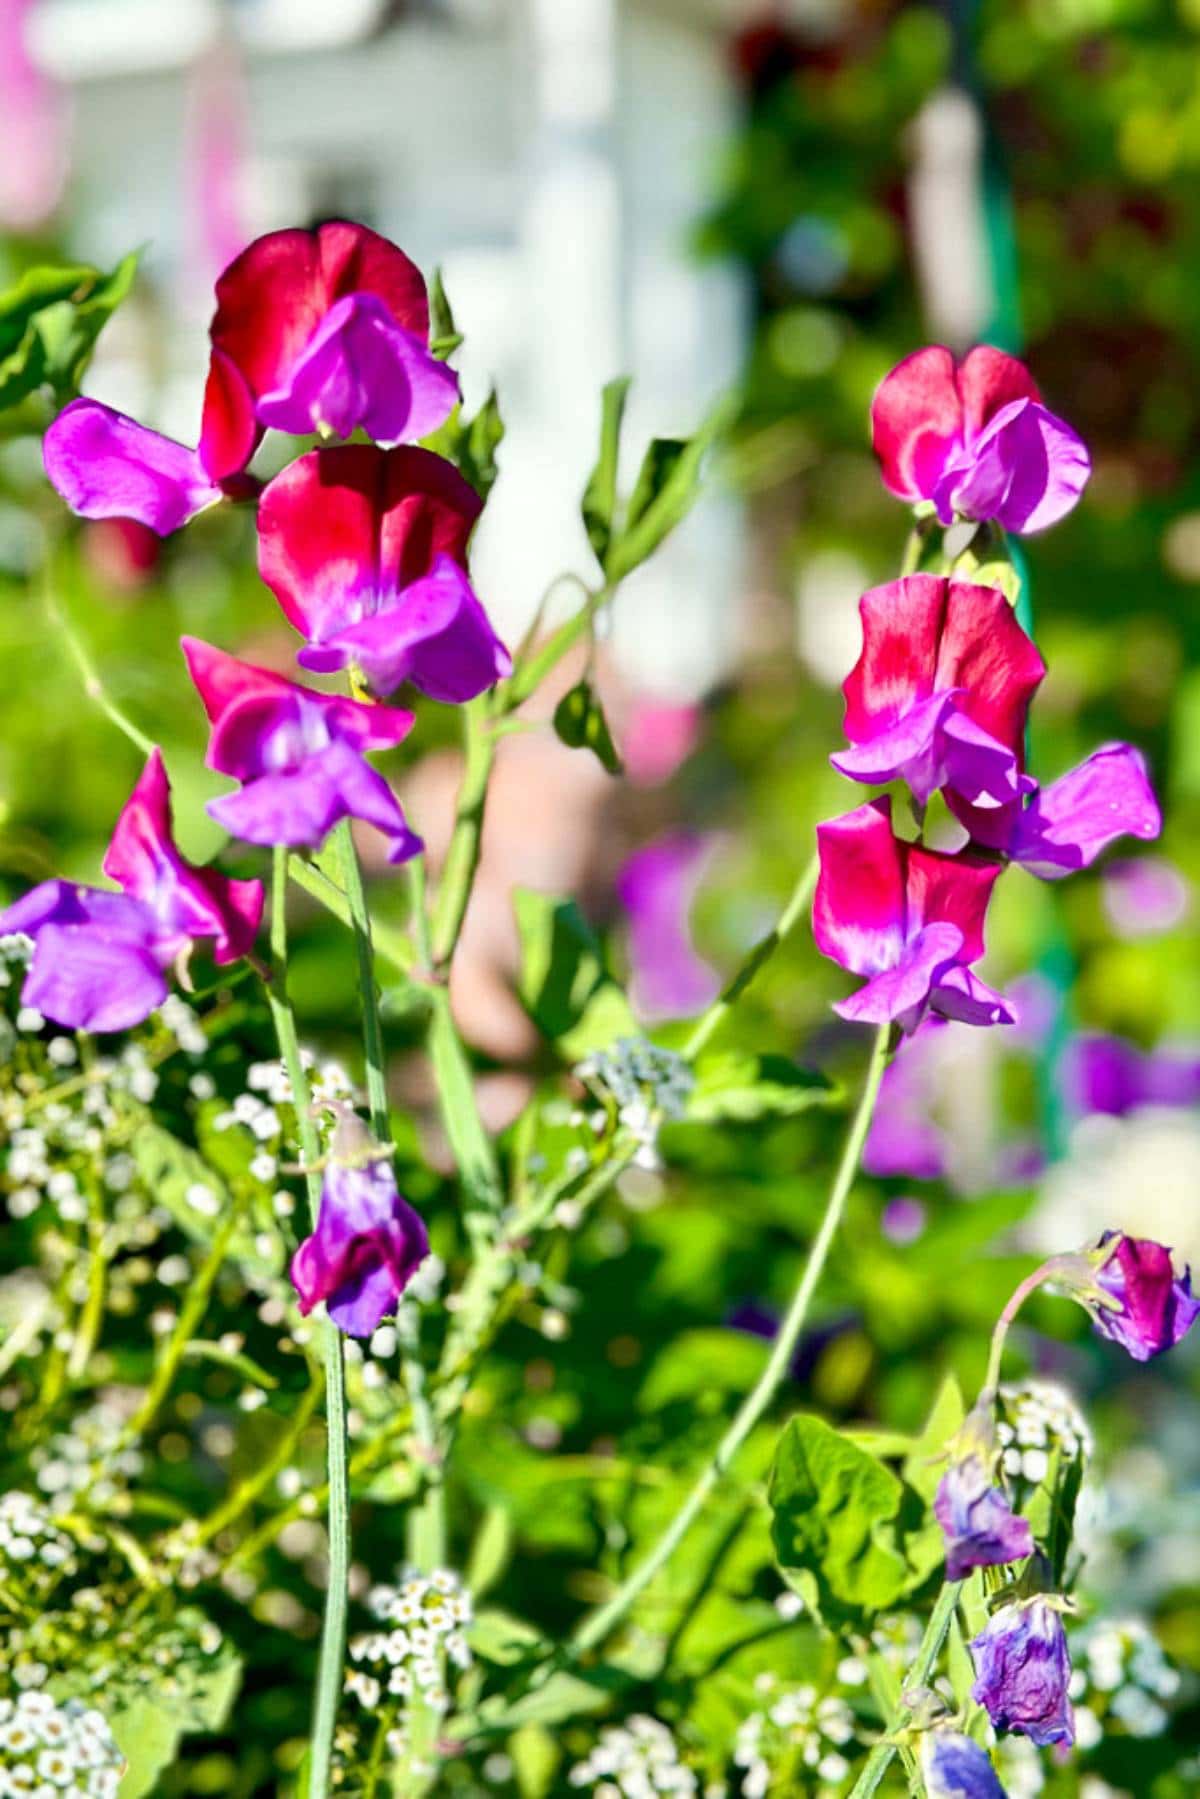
[292,1156,428,1338]
[923,1733,1008,1798]
[1102,855,1189,939]
[881,1196,927,1244]
[616,833,720,1022]
[1088,1231,1200,1362]
[622,700,702,787]
[1063,1034,1200,1119]
[971,1599,1074,1747]
[0,0,67,233]
[935,1456,1033,1580]
[864,1023,949,1180]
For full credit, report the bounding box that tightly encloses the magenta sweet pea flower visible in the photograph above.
[181,637,421,864]
[205,220,457,478]
[814,796,1013,1033]
[922,1734,1008,1799]
[291,1134,429,1338]
[871,345,1090,534]
[0,749,263,1033]
[615,833,721,1022]
[934,1455,1034,1581]
[833,575,1045,818]
[1087,1232,1200,1362]
[256,445,510,702]
[971,1599,1074,1747]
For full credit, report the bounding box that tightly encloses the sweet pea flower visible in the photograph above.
[0,749,262,1032]
[291,1115,428,1337]
[922,1733,1008,1799]
[181,637,421,863]
[971,1599,1074,1747]
[832,575,1044,821]
[814,796,1013,1033]
[1086,1231,1200,1362]
[934,1455,1033,1580]
[871,345,1090,534]
[1063,1033,1200,1119]
[43,220,457,538]
[616,833,721,1023]
[256,445,510,702]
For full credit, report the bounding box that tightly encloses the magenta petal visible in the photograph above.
[290,1160,429,1338]
[1093,1232,1200,1361]
[298,556,512,702]
[831,691,955,804]
[814,798,907,978]
[43,399,221,535]
[930,965,1016,1028]
[834,922,964,1031]
[1010,744,1162,879]
[23,916,168,1033]
[870,347,963,503]
[209,740,421,863]
[936,398,1090,535]
[256,291,459,445]
[939,710,1028,809]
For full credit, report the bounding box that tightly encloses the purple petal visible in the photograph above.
[23,917,168,1033]
[834,921,963,1031]
[831,691,955,804]
[923,1734,1008,1799]
[615,833,720,1023]
[43,399,221,535]
[971,1600,1074,1748]
[934,1457,1034,1581]
[930,965,1017,1028]
[290,1160,429,1338]
[298,555,511,702]
[256,291,459,445]
[934,398,1090,535]
[1010,744,1162,879]
[940,711,1031,810]
[208,739,421,863]
[1093,1232,1200,1361]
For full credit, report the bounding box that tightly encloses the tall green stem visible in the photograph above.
[430,698,495,970]
[267,847,349,1799]
[568,1023,893,1656]
[849,1581,962,1798]
[683,852,819,1061]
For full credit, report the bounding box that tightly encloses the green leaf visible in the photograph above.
[468,1608,549,1666]
[688,1051,841,1124]
[424,389,505,502]
[474,1665,625,1730]
[466,1503,514,1599]
[582,375,631,567]
[514,889,634,1050]
[130,1120,281,1278]
[769,1414,911,1623]
[638,1327,770,1411]
[902,1374,965,1502]
[606,393,736,583]
[112,1698,180,1798]
[428,266,464,358]
[0,253,138,412]
[510,1723,561,1799]
[552,678,623,775]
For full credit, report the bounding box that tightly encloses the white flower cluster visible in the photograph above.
[0,933,33,983]
[0,1492,75,1595]
[211,1053,356,1185]
[31,1397,143,1508]
[1068,1618,1181,1744]
[732,1678,856,1797]
[346,1567,472,1718]
[568,1715,698,1796]
[997,1379,1093,1486]
[576,1039,694,1169]
[0,1692,123,1797]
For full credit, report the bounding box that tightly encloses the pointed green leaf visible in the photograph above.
[429,266,465,358]
[606,393,736,583]
[553,678,623,775]
[688,1051,841,1123]
[513,889,633,1050]
[582,375,632,567]
[769,1414,911,1623]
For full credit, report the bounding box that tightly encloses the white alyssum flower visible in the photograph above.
[0,1694,123,1794]
[346,1567,472,1719]
[732,1680,856,1796]
[568,1715,698,1795]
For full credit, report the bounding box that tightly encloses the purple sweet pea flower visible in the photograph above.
[1102,855,1189,938]
[1007,745,1161,877]
[1088,1231,1200,1362]
[291,1135,428,1338]
[181,637,422,864]
[0,749,263,1033]
[934,1455,1034,1581]
[1063,1033,1200,1118]
[615,833,720,1023]
[923,1733,1008,1799]
[971,1599,1074,1747]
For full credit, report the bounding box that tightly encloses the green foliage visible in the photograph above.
[424,388,505,502]
[552,678,623,775]
[688,1049,841,1123]
[513,888,635,1054]
[581,376,631,567]
[0,254,137,412]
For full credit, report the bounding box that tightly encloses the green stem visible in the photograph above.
[981,1259,1061,1401]
[42,551,154,756]
[123,1203,242,1443]
[430,698,495,970]
[502,586,607,713]
[849,1582,962,1798]
[288,853,414,975]
[188,1374,324,1550]
[568,1023,893,1657]
[67,1173,107,1381]
[266,846,350,1799]
[336,824,391,1142]
[683,852,818,1061]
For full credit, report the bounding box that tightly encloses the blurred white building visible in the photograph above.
[28,0,749,695]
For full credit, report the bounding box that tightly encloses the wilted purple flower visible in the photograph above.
[616,833,720,1023]
[0,749,262,1033]
[971,1599,1074,1747]
[934,1455,1033,1580]
[181,636,421,863]
[923,1733,1008,1798]
[1088,1231,1200,1362]
[291,1135,428,1338]
[1102,855,1189,940]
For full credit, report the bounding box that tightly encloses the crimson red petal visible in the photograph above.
[904,843,1001,965]
[870,346,962,502]
[933,580,1046,758]
[956,346,1040,441]
[843,574,949,742]
[813,797,907,977]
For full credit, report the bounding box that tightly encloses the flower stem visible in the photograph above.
[430,697,495,970]
[266,845,349,1799]
[848,1580,963,1798]
[567,1022,893,1657]
[683,851,819,1061]
[41,547,154,757]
